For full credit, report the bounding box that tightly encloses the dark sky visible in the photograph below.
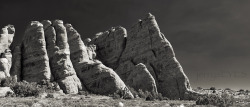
[1,0,250,90]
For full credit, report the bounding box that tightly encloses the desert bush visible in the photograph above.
[197,87,203,90]
[10,81,40,97]
[78,91,89,96]
[196,93,235,107]
[4,79,61,97]
[210,87,216,90]
[127,86,138,98]
[1,76,16,87]
[37,80,60,93]
[132,88,164,101]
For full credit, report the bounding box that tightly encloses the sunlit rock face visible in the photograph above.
[5,13,193,99]
[21,21,52,82]
[0,25,15,81]
[91,13,192,99]
[42,20,82,94]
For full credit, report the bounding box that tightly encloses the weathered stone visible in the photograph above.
[10,46,21,82]
[116,62,157,93]
[65,24,132,98]
[0,58,9,79]
[65,24,89,65]
[117,13,192,99]
[83,38,96,60]
[92,27,126,69]
[42,20,82,94]
[75,60,133,98]
[0,27,9,53]
[21,21,52,82]
[6,25,15,47]
[0,87,14,97]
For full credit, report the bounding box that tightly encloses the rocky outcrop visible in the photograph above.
[116,62,157,93]
[0,58,9,80]
[0,25,15,81]
[118,13,192,99]
[65,24,89,70]
[42,20,82,94]
[4,13,193,99]
[92,27,126,69]
[76,60,133,98]
[90,13,192,99]
[66,24,133,98]
[10,46,21,82]
[21,21,52,82]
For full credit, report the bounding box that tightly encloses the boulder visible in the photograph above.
[0,87,14,97]
[21,21,52,82]
[42,20,82,94]
[118,13,192,99]
[116,62,157,93]
[76,60,133,98]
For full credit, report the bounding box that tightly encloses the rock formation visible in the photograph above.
[66,24,133,98]
[5,13,193,100]
[21,21,52,82]
[92,26,126,69]
[10,46,21,82]
[42,20,82,94]
[90,13,192,99]
[120,13,192,99]
[116,62,157,93]
[0,25,15,81]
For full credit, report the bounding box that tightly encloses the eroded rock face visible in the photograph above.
[89,13,192,99]
[21,21,52,82]
[10,46,21,82]
[65,24,89,69]
[92,27,126,69]
[65,24,133,98]
[76,60,133,98]
[42,20,82,94]
[5,13,193,99]
[118,13,192,99]
[0,58,9,80]
[0,25,15,80]
[116,62,157,93]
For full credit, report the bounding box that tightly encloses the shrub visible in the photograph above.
[1,76,16,87]
[197,87,203,90]
[196,93,235,107]
[78,91,89,96]
[127,86,138,98]
[4,79,61,97]
[10,81,40,97]
[210,87,216,90]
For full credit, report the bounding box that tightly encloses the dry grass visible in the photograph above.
[0,94,196,107]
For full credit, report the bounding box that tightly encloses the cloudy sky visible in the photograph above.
[1,0,250,90]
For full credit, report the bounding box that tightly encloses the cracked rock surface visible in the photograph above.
[5,13,193,100]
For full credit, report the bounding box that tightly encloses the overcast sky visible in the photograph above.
[1,0,250,90]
